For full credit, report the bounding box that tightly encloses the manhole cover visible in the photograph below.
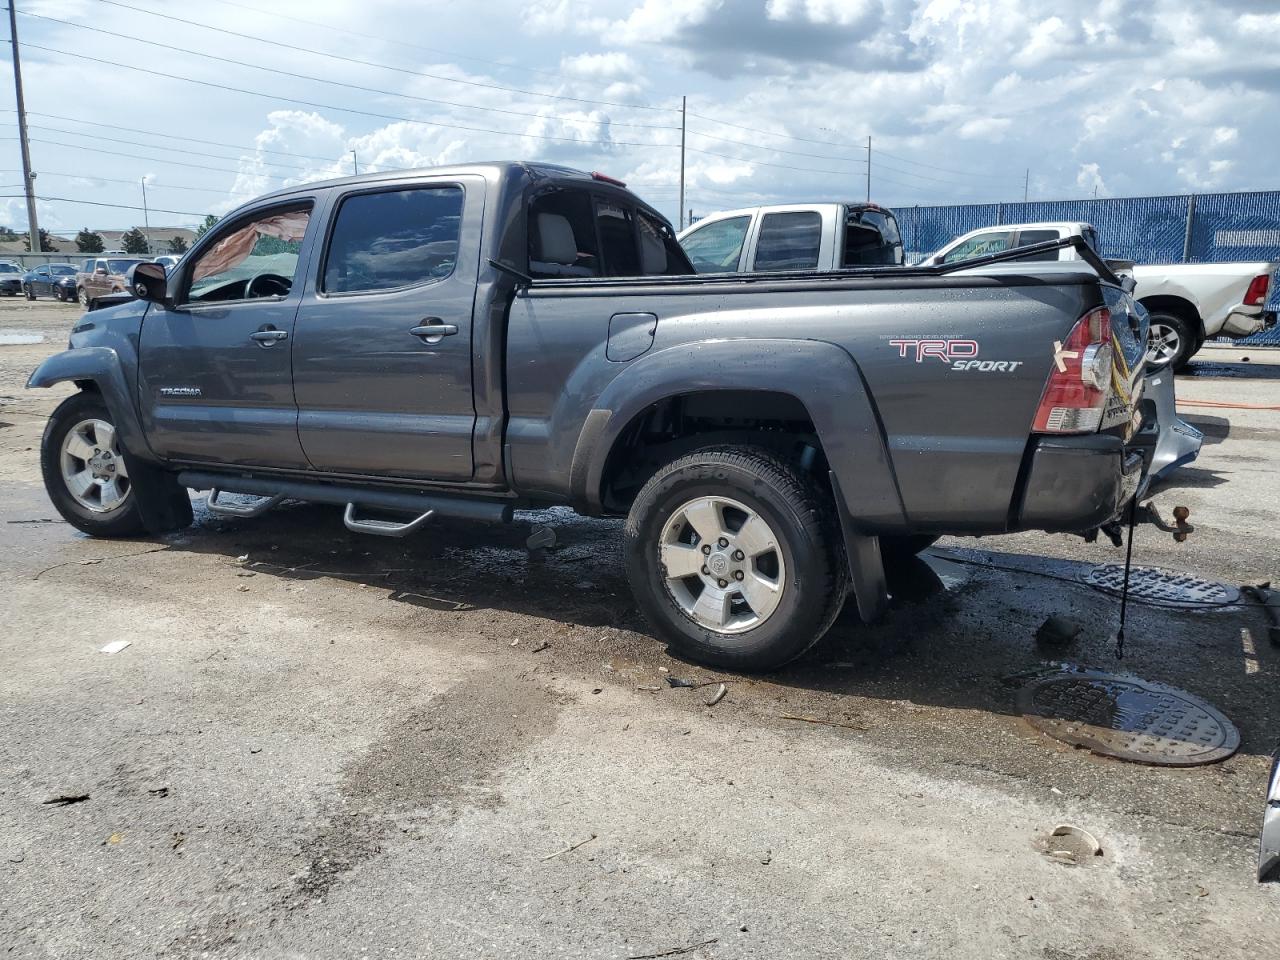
[1083,564,1239,607]
[1018,668,1239,766]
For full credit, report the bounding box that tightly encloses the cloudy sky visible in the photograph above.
[1,0,1277,234]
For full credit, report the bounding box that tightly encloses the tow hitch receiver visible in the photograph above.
[1093,502,1193,546]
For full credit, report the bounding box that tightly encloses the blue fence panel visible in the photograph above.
[895,191,1280,345]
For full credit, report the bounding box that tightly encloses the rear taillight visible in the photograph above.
[1244,273,1271,306]
[1033,307,1113,434]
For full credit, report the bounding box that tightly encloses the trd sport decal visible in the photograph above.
[888,338,1023,373]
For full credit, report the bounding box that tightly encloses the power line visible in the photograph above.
[22,43,675,151]
[0,167,248,196]
[87,0,675,113]
[20,10,681,134]
[873,148,1018,182]
[686,127,867,165]
[3,135,288,177]
[23,123,319,174]
[2,109,350,164]
[202,0,576,81]
[0,194,210,218]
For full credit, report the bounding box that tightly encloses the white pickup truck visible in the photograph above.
[677,202,904,274]
[920,221,1277,371]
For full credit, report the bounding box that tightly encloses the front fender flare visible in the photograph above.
[27,347,151,459]
[574,338,907,531]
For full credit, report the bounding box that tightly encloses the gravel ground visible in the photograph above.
[1,298,1278,959]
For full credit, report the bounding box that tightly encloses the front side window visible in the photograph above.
[753,211,822,271]
[186,204,312,304]
[51,264,75,276]
[323,186,463,294]
[938,230,1013,264]
[35,267,49,278]
[680,216,750,273]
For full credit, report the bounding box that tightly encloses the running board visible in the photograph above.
[177,470,514,525]
[343,503,434,538]
[206,488,284,518]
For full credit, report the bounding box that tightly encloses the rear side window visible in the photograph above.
[753,211,822,271]
[1014,228,1061,261]
[528,190,599,278]
[680,216,750,273]
[596,201,640,276]
[324,186,463,293]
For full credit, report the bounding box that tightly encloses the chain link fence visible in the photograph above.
[896,191,1280,345]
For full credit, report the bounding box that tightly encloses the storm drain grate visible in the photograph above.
[1017,668,1239,766]
[1083,564,1239,607]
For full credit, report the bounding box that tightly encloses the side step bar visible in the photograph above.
[178,470,514,525]
[342,503,434,538]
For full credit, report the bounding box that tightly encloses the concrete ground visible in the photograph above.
[1,298,1277,959]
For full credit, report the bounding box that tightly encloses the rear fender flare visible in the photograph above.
[27,347,152,460]
[575,338,907,530]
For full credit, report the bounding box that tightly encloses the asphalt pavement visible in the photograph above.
[1,299,1277,959]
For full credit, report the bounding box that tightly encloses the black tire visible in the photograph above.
[1145,310,1198,372]
[40,392,147,537]
[879,534,939,567]
[23,284,35,301]
[624,445,848,672]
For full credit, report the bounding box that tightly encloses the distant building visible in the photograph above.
[0,225,198,255]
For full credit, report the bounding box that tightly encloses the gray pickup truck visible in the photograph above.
[29,161,1152,670]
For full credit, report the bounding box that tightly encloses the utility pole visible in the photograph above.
[678,96,686,230]
[351,150,359,175]
[140,178,151,253]
[1023,168,1029,203]
[866,135,871,202]
[9,1,41,254]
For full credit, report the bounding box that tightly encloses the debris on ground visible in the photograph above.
[540,833,597,861]
[636,685,662,692]
[1043,824,1103,865]
[526,525,557,552]
[779,714,868,732]
[42,794,89,807]
[532,641,550,653]
[1241,582,1280,646]
[627,938,719,959]
[106,832,123,845]
[99,640,131,655]
[666,676,698,688]
[1035,615,1081,646]
[147,787,169,798]
[705,683,727,707]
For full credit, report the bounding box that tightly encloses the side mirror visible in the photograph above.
[94,267,107,275]
[127,261,168,304]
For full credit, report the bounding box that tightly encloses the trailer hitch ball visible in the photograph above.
[1142,502,1194,543]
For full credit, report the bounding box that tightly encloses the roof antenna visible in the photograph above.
[1114,497,1139,660]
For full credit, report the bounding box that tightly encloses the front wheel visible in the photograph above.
[40,392,147,537]
[23,285,35,300]
[624,445,848,671]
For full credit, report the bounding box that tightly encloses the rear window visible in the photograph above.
[842,209,903,266]
[323,186,463,293]
[595,201,640,276]
[753,211,822,271]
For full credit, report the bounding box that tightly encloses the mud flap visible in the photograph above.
[123,452,193,534]
[829,472,889,623]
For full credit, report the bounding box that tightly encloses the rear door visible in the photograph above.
[137,198,320,467]
[291,176,482,480]
[748,209,827,271]
[32,266,49,295]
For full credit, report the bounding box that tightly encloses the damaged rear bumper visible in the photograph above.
[1015,434,1146,533]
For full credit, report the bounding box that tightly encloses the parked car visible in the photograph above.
[75,257,146,309]
[29,161,1155,672]
[920,222,1278,370]
[152,255,181,269]
[677,202,903,273]
[22,263,78,301]
[0,261,23,296]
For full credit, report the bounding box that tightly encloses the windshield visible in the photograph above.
[0,263,19,274]
[107,259,143,274]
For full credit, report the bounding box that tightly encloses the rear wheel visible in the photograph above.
[78,286,92,308]
[624,445,848,671]
[40,393,147,537]
[1145,310,1197,372]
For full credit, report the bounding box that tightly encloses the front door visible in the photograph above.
[291,178,481,480]
[137,198,321,468]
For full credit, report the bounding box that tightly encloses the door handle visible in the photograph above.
[409,319,459,343]
[250,326,288,345]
